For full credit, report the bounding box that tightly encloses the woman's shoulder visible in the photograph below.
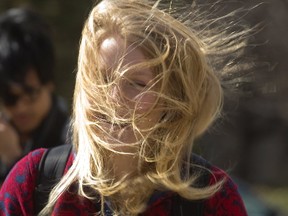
[3,148,46,186]
[0,148,46,191]
[0,148,47,215]
[0,146,74,215]
[145,155,248,216]
[200,157,248,216]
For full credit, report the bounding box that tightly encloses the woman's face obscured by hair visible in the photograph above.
[98,35,162,145]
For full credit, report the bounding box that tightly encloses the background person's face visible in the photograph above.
[3,69,53,134]
[99,36,162,145]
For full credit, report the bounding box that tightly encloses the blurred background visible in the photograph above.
[0,0,287,215]
[0,0,95,107]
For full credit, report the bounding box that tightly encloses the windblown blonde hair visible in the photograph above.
[41,0,250,215]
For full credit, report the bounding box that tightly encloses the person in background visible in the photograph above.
[0,0,248,215]
[0,7,69,184]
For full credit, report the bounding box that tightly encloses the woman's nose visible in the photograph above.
[109,84,134,112]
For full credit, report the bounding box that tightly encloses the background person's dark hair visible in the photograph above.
[0,7,55,88]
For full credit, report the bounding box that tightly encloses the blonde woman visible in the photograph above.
[0,0,248,215]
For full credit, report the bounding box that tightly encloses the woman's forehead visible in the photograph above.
[99,36,147,72]
[99,36,124,68]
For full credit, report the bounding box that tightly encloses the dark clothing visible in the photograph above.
[0,95,69,183]
[0,149,248,215]
[23,95,69,152]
